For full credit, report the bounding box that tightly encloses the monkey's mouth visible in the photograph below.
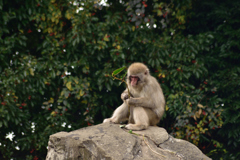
[130,76,139,86]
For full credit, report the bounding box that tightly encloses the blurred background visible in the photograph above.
[0,0,240,159]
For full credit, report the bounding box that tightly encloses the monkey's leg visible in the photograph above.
[128,106,135,124]
[125,107,149,131]
[144,108,160,126]
[103,102,129,124]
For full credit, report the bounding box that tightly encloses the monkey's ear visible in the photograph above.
[144,69,149,75]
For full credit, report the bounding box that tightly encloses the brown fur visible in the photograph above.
[103,62,165,130]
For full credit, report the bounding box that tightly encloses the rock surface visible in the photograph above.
[46,123,211,160]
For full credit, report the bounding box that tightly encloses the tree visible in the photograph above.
[186,1,240,158]
[0,0,239,159]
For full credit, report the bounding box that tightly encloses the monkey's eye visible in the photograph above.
[129,76,139,81]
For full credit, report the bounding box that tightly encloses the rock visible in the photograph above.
[46,122,211,160]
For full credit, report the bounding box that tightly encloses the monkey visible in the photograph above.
[103,62,165,131]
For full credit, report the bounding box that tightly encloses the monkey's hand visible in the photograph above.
[121,92,129,101]
[126,97,138,106]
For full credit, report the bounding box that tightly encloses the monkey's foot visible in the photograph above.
[103,118,119,124]
[103,118,112,123]
[125,124,147,131]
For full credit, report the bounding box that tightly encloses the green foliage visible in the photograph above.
[186,0,240,158]
[0,0,240,159]
[112,67,127,77]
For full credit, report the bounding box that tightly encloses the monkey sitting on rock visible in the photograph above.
[103,62,165,131]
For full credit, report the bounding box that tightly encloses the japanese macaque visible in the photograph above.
[103,62,165,130]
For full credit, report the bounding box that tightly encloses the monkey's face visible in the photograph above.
[129,75,140,86]
[127,63,149,88]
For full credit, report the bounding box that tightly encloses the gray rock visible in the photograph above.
[46,123,211,160]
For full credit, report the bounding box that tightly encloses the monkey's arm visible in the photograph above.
[126,97,155,108]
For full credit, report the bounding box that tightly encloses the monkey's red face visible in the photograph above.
[127,62,149,88]
[129,75,139,86]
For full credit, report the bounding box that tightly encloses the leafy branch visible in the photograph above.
[112,66,131,99]
[111,66,131,116]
